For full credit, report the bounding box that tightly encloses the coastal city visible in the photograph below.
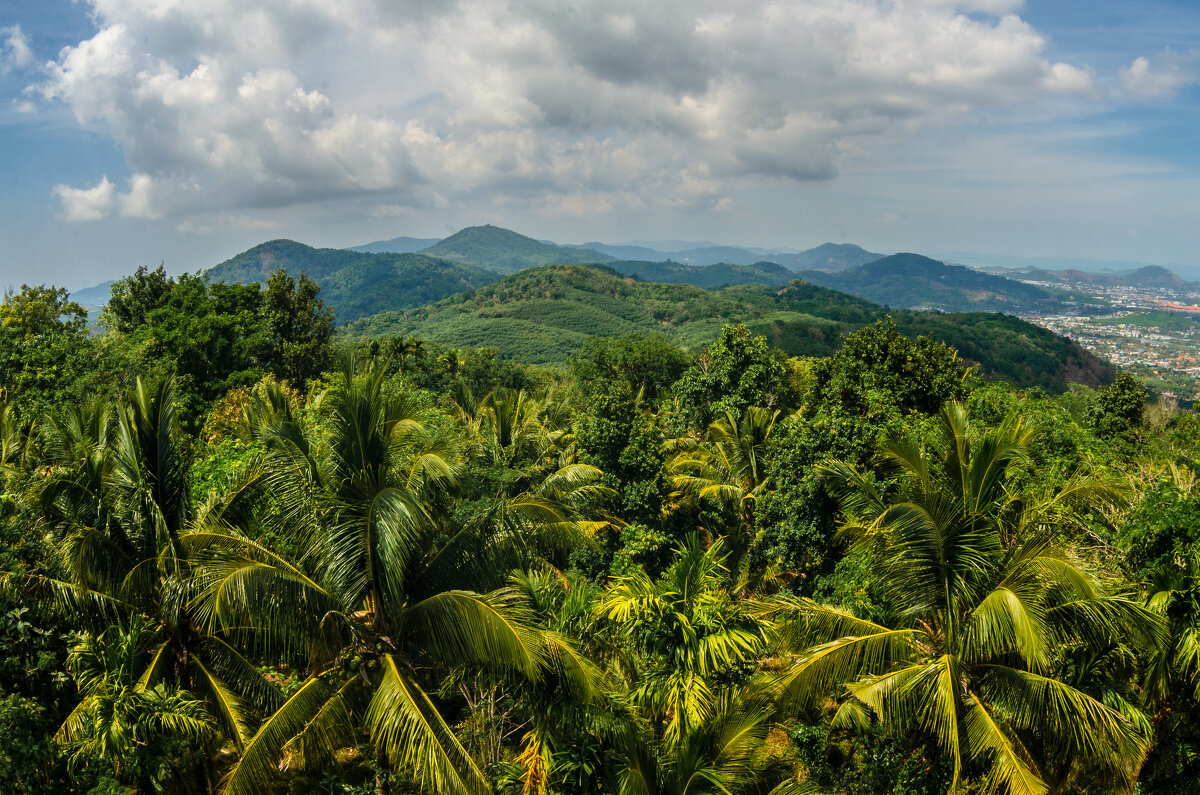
[1017,277,1200,404]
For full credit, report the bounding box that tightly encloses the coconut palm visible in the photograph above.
[776,403,1162,795]
[190,364,604,794]
[616,690,781,795]
[665,407,781,578]
[597,537,773,745]
[11,377,279,764]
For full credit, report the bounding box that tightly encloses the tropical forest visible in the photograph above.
[3,259,1200,795]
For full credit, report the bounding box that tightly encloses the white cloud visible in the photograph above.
[1042,62,1099,97]
[1120,50,1198,98]
[53,177,116,221]
[37,0,1101,222]
[1,24,33,73]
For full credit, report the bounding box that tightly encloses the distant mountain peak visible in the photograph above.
[418,225,615,274]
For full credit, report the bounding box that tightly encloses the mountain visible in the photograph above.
[418,225,615,274]
[345,264,1112,393]
[1126,265,1190,289]
[784,242,884,272]
[604,259,795,289]
[206,240,499,323]
[347,236,442,254]
[70,280,117,308]
[1008,263,1192,290]
[800,253,1078,314]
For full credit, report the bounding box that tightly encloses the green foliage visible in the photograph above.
[262,269,335,389]
[807,317,967,418]
[607,258,795,288]
[0,692,64,795]
[2,251,1193,795]
[674,324,793,427]
[0,285,86,340]
[570,334,690,402]
[100,265,337,425]
[1089,372,1148,454]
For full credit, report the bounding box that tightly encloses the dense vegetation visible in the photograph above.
[346,265,1113,393]
[2,269,1194,795]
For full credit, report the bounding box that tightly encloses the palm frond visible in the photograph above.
[366,655,490,795]
[403,588,547,678]
[963,692,1047,795]
[220,672,358,795]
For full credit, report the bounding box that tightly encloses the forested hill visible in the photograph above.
[345,264,1112,392]
[207,240,499,322]
[800,252,1079,313]
[418,224,615,274]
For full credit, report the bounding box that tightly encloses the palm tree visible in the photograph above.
[665,407,781,579]
[616,691,781,795]
[10,378,278,781]
[597,537,773,744]
[191,364,602,794]
[595,539,785,795]
[776,404,1162,794]
[439,348,465,378]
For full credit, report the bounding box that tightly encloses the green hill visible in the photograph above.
[345,264,1112,392]
[801,253,1070,313]
[206,240,499,323]
[418,225,615,274]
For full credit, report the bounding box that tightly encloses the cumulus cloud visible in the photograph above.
[1,24,33,73]
[1120,49,1198,98]
[37,0,1098,221]
[53,177,116,221]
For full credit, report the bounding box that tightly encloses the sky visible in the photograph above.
[2,0,1200,290]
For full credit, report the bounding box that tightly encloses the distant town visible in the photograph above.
[1018,277,1200,404]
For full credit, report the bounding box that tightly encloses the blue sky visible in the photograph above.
[2,0,1200,289]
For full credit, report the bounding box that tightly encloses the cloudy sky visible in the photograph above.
[2,0,1199,289]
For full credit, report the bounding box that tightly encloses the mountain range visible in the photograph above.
[64,223,1126,394]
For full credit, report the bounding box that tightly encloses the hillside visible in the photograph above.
[345,264,1112,392]
[801,253,1072,313]
[419,225,614,274]
[206,240,499,322]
